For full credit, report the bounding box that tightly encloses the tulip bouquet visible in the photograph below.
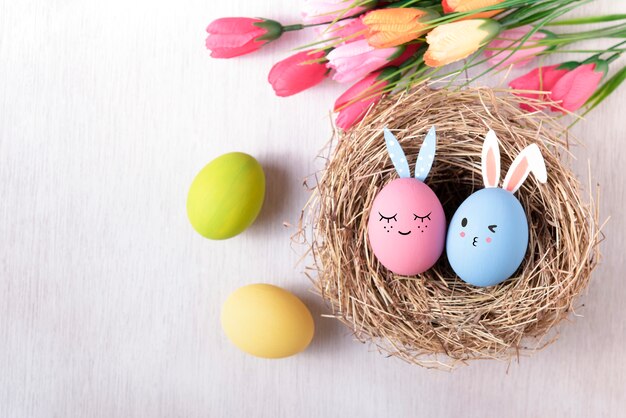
[206,1,626,130]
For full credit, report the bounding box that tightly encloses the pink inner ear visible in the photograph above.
[505,157,529,192]
[487,148,497,186]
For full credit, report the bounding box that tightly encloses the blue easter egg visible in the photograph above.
[446,188,528,287]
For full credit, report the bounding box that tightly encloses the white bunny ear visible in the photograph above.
[502,143,547,194]
[383,127,411,178]
[415,126,436,181]
[482,129,501,188]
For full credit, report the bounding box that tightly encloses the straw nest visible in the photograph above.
[300,84,601,369]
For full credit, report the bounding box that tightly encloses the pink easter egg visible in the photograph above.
[367,178,446,275]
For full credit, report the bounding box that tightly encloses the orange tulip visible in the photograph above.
[424,19,501,67]
[442,0,506,19]
[363,8,440,48]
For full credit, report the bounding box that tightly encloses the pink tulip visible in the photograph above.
[509,64,568,111]
[302,0,376,25]
[268,50,329,97]
[327,39,403,83]
[334,68,395,130]
[205,17,283,59]
[485,26,548,69]
[550,62,605,112]
[316,18,367,46]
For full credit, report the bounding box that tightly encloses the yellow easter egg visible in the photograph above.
[221,284,315,359]
[187,152,265,240]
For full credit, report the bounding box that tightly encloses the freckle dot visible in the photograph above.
[460,232,465,237]
[486,237,492,243]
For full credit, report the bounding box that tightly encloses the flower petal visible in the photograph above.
[425,19,500,67]
[206,18,263,35]
[551,63,603,111]
[268,50,328,96]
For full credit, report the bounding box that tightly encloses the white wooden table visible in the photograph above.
[1,1,625,417]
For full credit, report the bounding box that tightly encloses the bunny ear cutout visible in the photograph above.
[502,143,548,194]
[482,129,501,188]
[415,126,436,182]
[384,127,411,178]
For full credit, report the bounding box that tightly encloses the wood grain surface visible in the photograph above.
[1,1,625,417]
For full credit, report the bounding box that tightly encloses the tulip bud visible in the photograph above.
[509,59,608,113]
[443,0,506,19]
[206,17,285,59]
[363,8,440,48]
[334,67,399,130]
[327,40,406,84]
[268,50,329,97]
[508,64,569,111]
[550,60,606,112]
[254,19,285,42]
[424,19,501,67]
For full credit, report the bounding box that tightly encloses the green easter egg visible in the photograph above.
[187,152,265,240]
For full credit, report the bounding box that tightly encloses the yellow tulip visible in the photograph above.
[424,19,501,67]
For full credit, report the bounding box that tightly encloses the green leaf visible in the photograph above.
[254,19,284,41]
[548,14,626,25]
[556,61,582,71]
[583,66,626,115]
[387,45,407,62]
[499,0,583,28]
[424,0,548,27]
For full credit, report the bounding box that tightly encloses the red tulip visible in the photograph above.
[509,60,607,112]
[206,17,284,59]
[508,64,568,111]
[334,68,396,131]
[550,61,606,112]
[268,50,329,97]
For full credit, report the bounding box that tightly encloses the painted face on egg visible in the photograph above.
[445,129,548,287]
[368,178,445,276]
[446,188,528,287]
[367,126,446,276]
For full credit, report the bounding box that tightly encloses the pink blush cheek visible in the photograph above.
[486,237,492,243]
[460,232,465,238]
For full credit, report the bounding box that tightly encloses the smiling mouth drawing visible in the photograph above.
[472,237,478,247]
[398,230,412,236]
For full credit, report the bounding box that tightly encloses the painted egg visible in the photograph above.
[368,178,446,275]
[446,188,528,287]
[221,284,315,359]
[187,152,265,240]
